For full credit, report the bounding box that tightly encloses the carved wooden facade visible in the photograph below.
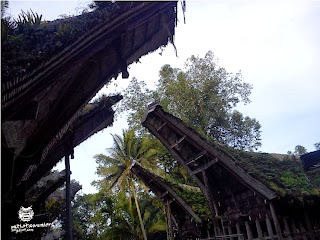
[142,104,320,240]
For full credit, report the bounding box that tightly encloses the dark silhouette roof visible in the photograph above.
[1,2,179,237]
[301,150,320,171]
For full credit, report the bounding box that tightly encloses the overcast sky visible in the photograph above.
[7,0,320,194]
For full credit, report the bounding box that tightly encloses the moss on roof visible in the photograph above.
[213,144,320,198]
[1,2,141,82]
[148,105,320,206]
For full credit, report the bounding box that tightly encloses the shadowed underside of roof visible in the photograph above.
[2,1,178,197]
[1,3,179,238]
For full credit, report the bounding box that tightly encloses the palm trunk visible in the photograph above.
[131,179,148,240]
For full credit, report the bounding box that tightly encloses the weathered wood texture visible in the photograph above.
[142,105,275,218]
[1,3,178,238]
[142,104,320,240]
[2,1,177,201]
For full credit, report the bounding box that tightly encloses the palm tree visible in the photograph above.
[101,193,166,240]
[95,129,159,240]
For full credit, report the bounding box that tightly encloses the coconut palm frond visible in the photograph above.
[110,152,127,165]
[95,128,166,240]
[104,173,123,193]
[148,218,167,233]
[97,165,122,177]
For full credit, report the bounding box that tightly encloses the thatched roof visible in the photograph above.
[301,150,320,171]
[2,1,178,197]
[220,148,320,198]
[142,104,320,200]
[18,94,122,191]
[25,170,66,205]
[2,2,179,237]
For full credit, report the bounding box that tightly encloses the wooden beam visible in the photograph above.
[270,202,283,240]
[142,119,207,191]
[304,211,315,240]
[170,135,186,149]
[144,105,277,200]
[156,121,167,131]
[160,191,169,199]
[245,221,253,240]
[266,214,274,239]
[166,199,174,240]
[255,219,263,240]
[132,163,202,223]
[228,226,234,240]
[283,217,292,240]
[186,150,207,165]
[65,154,72,240]
[298,221,308,240]
[291,219,299,239]
[236,222,242,240]
[191,158,218,176]
[202,171,221,236]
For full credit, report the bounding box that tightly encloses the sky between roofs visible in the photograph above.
[7,0,320,194]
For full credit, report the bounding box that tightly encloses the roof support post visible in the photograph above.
[245,221,253,240]
[236,222,241,240]
[65,149,73,240]
[304,211,315,240]
[228,226,234,240]
[269,202,283,240]
[202,170,221,236]
[298,221,308,240]
[283,217,292,240]
[266,214,274,239]
[165,199,174,240]
[255,218,263,240]
[291,218,298,238]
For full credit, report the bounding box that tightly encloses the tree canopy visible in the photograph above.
[94,129,161,240]
[118,51,261,151]
[294,145,308,155]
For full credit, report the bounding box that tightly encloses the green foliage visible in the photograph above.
[1,2,123,83]
[16,9,42,31]
[45,198,58,211]
[95,128,161,240]
[71,191,166,240]
[268,182,285,195]
[72,193,109,239]
[106,194,166,240]
[221,146,320,198]
[172,185,211,220]
[95,128,158,191]
[294,145,307,155]
[314,142,320,151]
[118,51,261,151]
[280,171,313,195]
[55,23,73,38]
[1,17,15,42]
